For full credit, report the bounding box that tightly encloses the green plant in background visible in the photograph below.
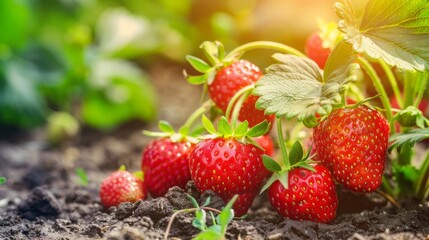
[0,0,201,134]
[0,177,6,185]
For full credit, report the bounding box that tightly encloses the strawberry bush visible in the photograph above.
[101,0,429,236]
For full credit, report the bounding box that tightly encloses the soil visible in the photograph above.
[1,62,429,240]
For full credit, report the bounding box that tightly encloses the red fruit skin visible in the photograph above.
[100,170,146,208]
[142,138,195,198]
[304,32,331,69]
[313,106,390,192]
[208,60,274,127]
[189,138,269,216]
[254,134,275,157]
[268,165,338,223]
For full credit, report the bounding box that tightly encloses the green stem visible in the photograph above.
[382,176,396,198]
[225,85,254,121]
[226,41,305,59]
[230,90,251,129]
[416,150,429,201]
[276,118,290,168]
[403,71,416,107]
[357,57,393,132]
[181,100,214,132]
[379,60,402,109]
[413,71,428,108]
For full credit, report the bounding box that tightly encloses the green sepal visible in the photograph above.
[202,115,217,135]
[142,130,172,138]
[244,137,264,151]
[133,171,144,181]
[295,162,316,172]
[260,173,279,194]
[246,120,269,137]
[217,117,233,137]
[234,121,249,136]
[278,172,289,190]
[186,55,212,73]
[303,115,318,128]
[289,141,304,166]
[185,72,208,85]
[262,155,282,172]
[118,165,126,171]
[159,120,175,133]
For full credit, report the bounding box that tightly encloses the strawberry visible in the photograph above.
[254,134,275,157]
[268,165,338,223]
[313,105,389,192]
[142,138,195,198]
[208,60,274,127]
[189,116,270,216]
[99,167,146,208]
[304,32,331,69]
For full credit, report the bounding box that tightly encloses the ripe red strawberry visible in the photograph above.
[304,32,331,69]
[142,138,195,198]
[99,168,146,208]
[254,134,275,157]
[268,165,338,223]
[208,60,274,127]
[313,106,390,192]
[189,137,269,216]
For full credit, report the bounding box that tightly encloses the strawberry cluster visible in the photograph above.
[98,35,390,225]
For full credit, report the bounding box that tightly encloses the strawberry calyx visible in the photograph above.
[260,140,317,194]
[394,106,429,128]
[200,114,270,149]
[184,41,304,86]
[143,100,214,143]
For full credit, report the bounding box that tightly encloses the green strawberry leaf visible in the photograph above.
[158,120,175,133]
[289,141,304,166]
[262,155,282,172]
[186,55,212,73]
[192,209,207,231]
[254,41,355,121]
[202,196,212,207]
[202,115,217,135]
[217,117,233,136]
[187,194,200,208]
[254,54,323,120]
[389,128,429,152]
[234,121,249,136]
[246,120,269,137]
[217,194,237,230]
[193,226,222,240]
[75,167,88,186]
[335,0,429,71]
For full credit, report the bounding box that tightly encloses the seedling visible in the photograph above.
[164,195,238,240]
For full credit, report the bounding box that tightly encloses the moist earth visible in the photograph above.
[1,133,429,240]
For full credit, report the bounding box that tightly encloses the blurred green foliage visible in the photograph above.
[0,0,200,132]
